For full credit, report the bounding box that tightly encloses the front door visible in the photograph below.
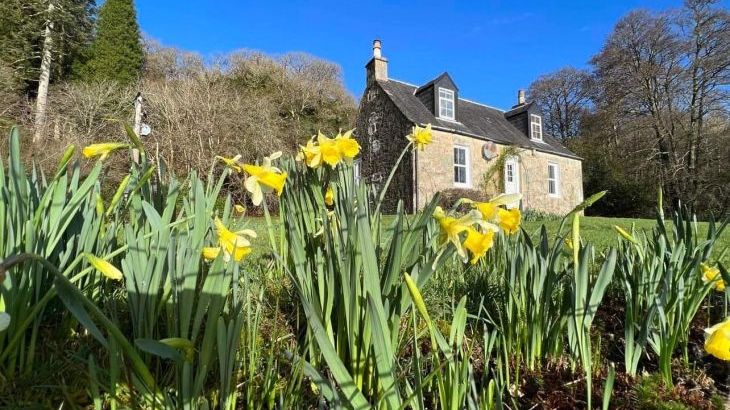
[504,158,520,206]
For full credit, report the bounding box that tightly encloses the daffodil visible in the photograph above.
[474,201,498,221]
[463,227,495,264]
[565,238,574,251]
[335,129,360,164]
[497,208,521,235]
[85,253,123,280]
[318,133,342,167]
[201,247,221,261]
[215,154,242,172]
[324,185,335,207]
[234,204,246,215]
[433,206,484,260]
[701,263,725,292]
[465,193,522,222]
[243,152,287,206]
[212,217,256,262]
[82,143,130,160]
[297,137,322,169]
[406,124,433,150]
[704,318,730,360]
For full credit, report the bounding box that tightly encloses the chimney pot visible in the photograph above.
[517,89,526,105]
[373,39,382,58]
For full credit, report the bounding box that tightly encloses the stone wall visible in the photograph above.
[518,149,583,215]
[415,129,583,215]
[355,82,415,213]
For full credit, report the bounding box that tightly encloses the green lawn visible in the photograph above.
[243,215,730,266]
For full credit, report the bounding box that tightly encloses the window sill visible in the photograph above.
[454,182,471,188]
[548,193,561,198]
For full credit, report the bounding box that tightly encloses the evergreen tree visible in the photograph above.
[0,0,94,92]
[80,0,142,85]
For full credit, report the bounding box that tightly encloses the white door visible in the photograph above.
[504,158,520,199]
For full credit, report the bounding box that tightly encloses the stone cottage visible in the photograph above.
[354,40,584,214]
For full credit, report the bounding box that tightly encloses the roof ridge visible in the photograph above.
[387,78,419,88]
[459,97,505,112]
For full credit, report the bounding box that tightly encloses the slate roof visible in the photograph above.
[378,79,580,160]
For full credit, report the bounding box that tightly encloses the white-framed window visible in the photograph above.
[548,162,560,197]
[438,88,455,120]
[453,145,469,186]
[530,114,543,141]
[506,162,515,184]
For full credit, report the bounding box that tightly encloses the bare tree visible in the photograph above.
[679,0,730,199]
[584,2,730,213]
[591,10,687,207]
[527,67,593,140]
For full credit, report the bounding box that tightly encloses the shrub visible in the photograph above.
[438,187,486,211]
[522,208,563,221]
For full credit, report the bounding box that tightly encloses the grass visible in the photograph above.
[244,215,730,266]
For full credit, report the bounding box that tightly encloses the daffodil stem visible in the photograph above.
[373,142,413,217]
[1,253,158,392]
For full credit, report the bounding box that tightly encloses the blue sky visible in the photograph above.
[136,0,719,109]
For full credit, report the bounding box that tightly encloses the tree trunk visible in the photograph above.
[33,1,55,143]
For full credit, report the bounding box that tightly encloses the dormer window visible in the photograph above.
[530,114,543,141]
[438,88,455,120]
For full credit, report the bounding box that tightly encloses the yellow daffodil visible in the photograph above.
[474,201,498,221]
[324,185,335,207]
[497,208,521,235]
[215,154,242,172]
[463,227,495,264]
[82,143,130,160]
[85,253,123,281]
[465,193,522,222]
[433,206,483,260]
[234,204,246,215]
[565,238,574,251]
[297,137,322,169]
[701,263,725,292]
[201,247,221,261]
[243,152,287,206]
[212,217,256,262]
[335,129,360,163]
[704,318,730,360]
[318,133,342,168]
[406,124,433,150]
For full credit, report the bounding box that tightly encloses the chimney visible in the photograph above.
[517,89,526,105]
[373,39,382,58]
[366,39,388,86]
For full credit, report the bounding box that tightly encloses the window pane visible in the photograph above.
[549,180,556,194]
[454,166,465,183]
[454,147,466,165]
